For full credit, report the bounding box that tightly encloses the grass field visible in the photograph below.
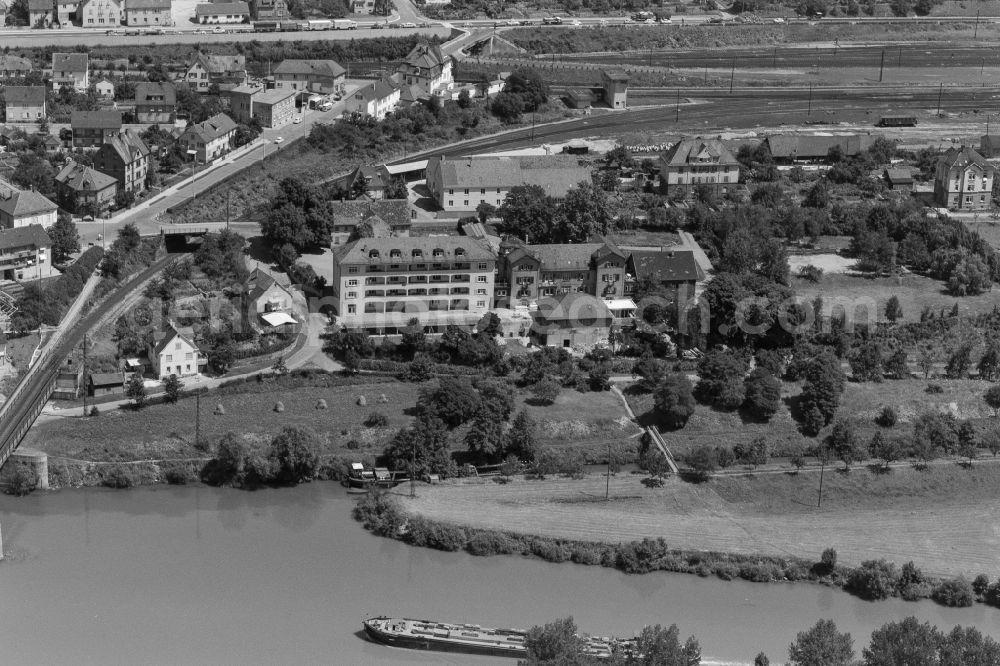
[399,462,1000,577]
[791,271,1000,323]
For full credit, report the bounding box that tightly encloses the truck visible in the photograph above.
[307,19,333,30]
[333,19,357,29]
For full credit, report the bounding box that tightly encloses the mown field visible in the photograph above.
[400,462,1000,577]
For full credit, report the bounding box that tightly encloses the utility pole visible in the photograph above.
[605,442,611,500]
[226,188,230,229]
[81,335,87,417]
[897,46,902,68]
[195,392,201,450]
[975,9,980,39]
[878,49,885,83]
[817,458,825,507]
[410,439,415,498]
[674,88,680,123]
[936,82,943,117]
[729,57,735,93]
[807,83,813,116]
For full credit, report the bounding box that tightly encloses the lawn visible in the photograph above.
[515,388,640,454]
[607,229,682,248]
[791,271,1000,323]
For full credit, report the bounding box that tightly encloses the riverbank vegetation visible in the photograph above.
[354,489,1000,611]
[519,614,1000,666]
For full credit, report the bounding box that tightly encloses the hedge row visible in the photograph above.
[353,491,992,610]
[356,358,483,376]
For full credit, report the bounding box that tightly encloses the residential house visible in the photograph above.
[54,161,118,213]
[148,324,206,380]
[184,53,247,92]
[51,53,89,92]
[345,80,399,121]
[0,224,51,281]
[0,55,33,78]
[193,1,249,23]
[89,371,125,397]
[3,86,47,123]
[176,113,237,163]
[71,110,123,147]
[327,199,412,244]
[249,0,288,19]
[229,86,294,127]
[28,0,53,26]
[934,145,995,211]
[762,133,879,164]
[883,167,915,191]
[134,82,177,123]
[532,292,614,349]
[242,267,296,331]
[624,248,703,312]
[330,236,496,334]
[94,78,115,99]
[124,0,171,25]
[351,0,373,13]
[93,130,151,194]
[658,138,740,196]
[56,0,78,24]
[496,239,629,309]
[77,0,124,28]
[601,69,629,109]
[395,42,453,96]
[0,180,58,229]
[336,165,393,201]
[425,155,591,212]
[273,59,345,94]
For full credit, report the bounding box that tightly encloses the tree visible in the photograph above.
[985,385,1000,416]
[884,295,903,323]
[268,426,320,484]
[754,653,770,666]
[115,189,136,210]
[207,340,235,375]
[945,344,973,379]
[695,350,748,410]
[824,420,862,470]
[49,213,80,264]
[847,559,900,600]
[505,410,538,461]
[418,377,481,428]
[499,184,557,242]
[383,413,452,478]
[654,374,697,429]
[862,616,940,666]
[465,407,507,460]
[632,624,702,666]
[634,354,668,393]
[524,617,588,665]
[12,152,55,194]
[820,547,838,574]
[938,626,1000,665]
[803,179,831,208]
[849,342,884,382]
[868,431,900,471]
[684,445,718,480]
[744,436,770,469]
[126,373,146,409]
[978,341,1000,381]
[788,619,854,666]
[553,181,610,242]
[947,255,991,296]
[884,349,909,380]
[503,68,548,111]
[490,91,524,123]
[164,374,182,404]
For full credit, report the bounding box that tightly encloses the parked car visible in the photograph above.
[401,21,416,28]
[274,137,283,144]
[211,26,226,33]
[371,22,384,29]
[293,116,303,124]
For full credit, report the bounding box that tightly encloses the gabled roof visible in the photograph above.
[51,52,88,72]
[763,134,877,160]
[400,42,449,71]
[333,236,494,265]
[0,182,58,219]
[535,291,612,323]
[343,165,390,192]
[660,138,738,167]
[273,59,345,79]
[884,167,914,184]
[325,199,411,229]
[127,0,170,9]
[506,242,624,272]
[28,0,52,12]
[180,113,237,143]
[100,130,150,165]
[0,55,33,73]
[355,80,398,102]
[153,324,200,356]
[135,81,177,106]
[190,53,246,74]
[628,249,703,283]
[90,372,124,386]
[194,1,248,15]
[0,224,52,251]
[939,145,993,172]
[429,155,590,199]
[247,271,292,302]
[4,86,45,106]
[55,161,117,191]
[71,110,123,129]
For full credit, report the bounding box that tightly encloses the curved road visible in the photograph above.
[0,253,179,467]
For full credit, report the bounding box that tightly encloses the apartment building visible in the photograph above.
[0,224,52,281]
[176,113,237,163]
[659,138,740,196]
[394,42,452,96]
[124,0,172,25]
[934,145,995,211]
[331,237,496,334]
[3,86,46,123]
[229,85,294,127]
[134,82,177,123]
[78,0,123,27]
[273,59,345,94]
[184,53,247,92]
[345,80,400,121]
[93,130,151,194]
[71,110,123,147]
[54,161,118,214]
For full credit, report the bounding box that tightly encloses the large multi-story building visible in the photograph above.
[273,59,345,94]
[394,42,452,96]
[425,155,591,213]
[51,52,89,92]
[229,85,295,128]
[71,110,123,147]
[176,113,237,163]
[3,86,46,123]
[0,224,52,281]
[55,161,118,214]
[934,145,995,211]
[345,80,400,121]
[331,237,496,334]
[78,0,123,27]
[134,82,177,123]
[495,240,629,309]
[124,0,171,25]
[93,130,151,194]
[659,138,740,196]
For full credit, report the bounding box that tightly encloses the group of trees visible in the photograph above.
[490,69,549,123]
[498,182,613,243]
[10,246,103,333]
[100,223,158,281]
[202,426,320,488]
[522,615,1000,666]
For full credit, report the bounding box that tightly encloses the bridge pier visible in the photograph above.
[1,448,49,491]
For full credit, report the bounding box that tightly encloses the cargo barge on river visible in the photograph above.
[362,616,617,659]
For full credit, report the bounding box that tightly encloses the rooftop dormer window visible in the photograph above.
[412,249,423,258]
[454,248,465,257]
[368,249,380,259]
[389,249,401,259]
[432,248,444,258]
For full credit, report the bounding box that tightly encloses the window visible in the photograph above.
[463,200,469,207]
[476,288,487,295]
[448,200,453,207]
[496,289,507,296]
[477,275,487,283]
[496,188,501,194]
[477,301,485,308]
[348,279,358,286]
[448,189,454,195]
[347,291,357,299]
[185,352,193,361]
[166,355,173,362]
[175,342,182,350]
[347,304,356,314]
[480,188,485,195]
[186,365,191,372]
[463,189,469,195]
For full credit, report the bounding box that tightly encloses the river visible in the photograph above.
[1,484,998,665]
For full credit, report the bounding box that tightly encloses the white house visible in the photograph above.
[345,80,400,121]
[149,325,206,380]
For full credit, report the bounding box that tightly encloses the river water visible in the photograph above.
[1,484,998,665]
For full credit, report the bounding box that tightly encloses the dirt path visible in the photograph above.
[400,473,1000,577]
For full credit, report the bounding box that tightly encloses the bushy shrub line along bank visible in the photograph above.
[353,492,1000,610]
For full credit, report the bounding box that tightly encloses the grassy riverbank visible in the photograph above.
[385,464,1000,579]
